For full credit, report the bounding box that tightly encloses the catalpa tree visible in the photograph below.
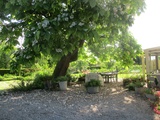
[0,0,145,78]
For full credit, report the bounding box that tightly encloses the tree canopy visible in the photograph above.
[0,0,145,77]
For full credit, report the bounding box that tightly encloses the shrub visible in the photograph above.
[126,83,135,91]
[32,73,52,89]
[134,81,144,88]
[145,88,154,94]
[56,76,68,82]
[0,75,3,81]
[123,75,143,88]
[123,78,131,87]
[85,79,101,87]
[11,80,33,91]
[11,72,53,91]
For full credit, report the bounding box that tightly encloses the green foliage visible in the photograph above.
[88,32,143,68]
[10,60,21,75]
[0,69,11,76]
[0,74,23,81]
[134,81,144,88]
[11,80,33,91]
[56,76,68,82]
[154,77,158,86]
[11,70,53,91]
[145,88,154,95]
[0,0,146,77]
[32,72,52,89]
[119,65,142,74]
[123,75,144,91]
[123,78,132,87]
[0,41,14,69]
[0,75,3,81]
[85,79,101,87]
[69,60,89,73]
[20,68,36,77]
[70,73,85,82]
[22,75,34,81]
[126,83,135,91]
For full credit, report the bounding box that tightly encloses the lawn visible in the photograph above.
[0,80,20,91]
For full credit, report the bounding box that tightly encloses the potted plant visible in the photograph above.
[56,76,68,90]
[85,79,101,94]
[145,88,156,100]
[134,81,145,94]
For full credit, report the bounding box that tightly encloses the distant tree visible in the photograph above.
[0,0,145,78]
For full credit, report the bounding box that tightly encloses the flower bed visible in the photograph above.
[153,106,160,114]
[148,91,160,114]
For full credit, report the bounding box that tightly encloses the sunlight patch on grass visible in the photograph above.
[0,81,20,91]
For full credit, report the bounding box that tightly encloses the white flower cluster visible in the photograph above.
[36,19,50,28]
[89,23,95,29]
[78,22,84,26]
[69,22,84,28]
[56,48,62,53]
[53,12,72,22]
[70,22,76,28]
[70,15,74,19]
[113,5,125,18]
[26,56,32,59]
[42,19,49,28]
[83,29,88,32]
[62,3,66,8]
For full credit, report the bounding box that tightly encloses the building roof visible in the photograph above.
[144,46,160,55]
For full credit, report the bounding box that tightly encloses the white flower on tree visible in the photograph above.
[70,22,76,28]
[56,48,62,53]
[78,22,84,26]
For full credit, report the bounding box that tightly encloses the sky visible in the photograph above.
[129,0,160,49]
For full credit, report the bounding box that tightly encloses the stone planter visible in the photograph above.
[86,87,100,94]
[135,87,146,94]
[145,93,156,100]
[59,81,67,90]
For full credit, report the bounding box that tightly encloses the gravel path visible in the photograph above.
[0,82,160,120]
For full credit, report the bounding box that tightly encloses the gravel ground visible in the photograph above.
[0,82,160,120]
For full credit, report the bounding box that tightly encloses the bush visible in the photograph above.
[11,80,33,91]
[123,78,131,87]
[145,88,154,94]
[126,83,135,91]
[11,72,53,91]
[32,73,52,89]
[85,79,101,87]
[123,75,143,88]
[0,75,3,81]
[134,81,144,88]
[56,76,68,82]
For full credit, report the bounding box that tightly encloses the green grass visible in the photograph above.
[0,74,34,91]
[118,73,143,79]
[0,80,20,91]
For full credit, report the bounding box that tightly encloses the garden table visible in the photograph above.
[100,72,118,83]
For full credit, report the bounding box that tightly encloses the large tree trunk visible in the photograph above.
[52,40,84,79]
[52,49,78,78]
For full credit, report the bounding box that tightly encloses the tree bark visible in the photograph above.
[52,40,84,79]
